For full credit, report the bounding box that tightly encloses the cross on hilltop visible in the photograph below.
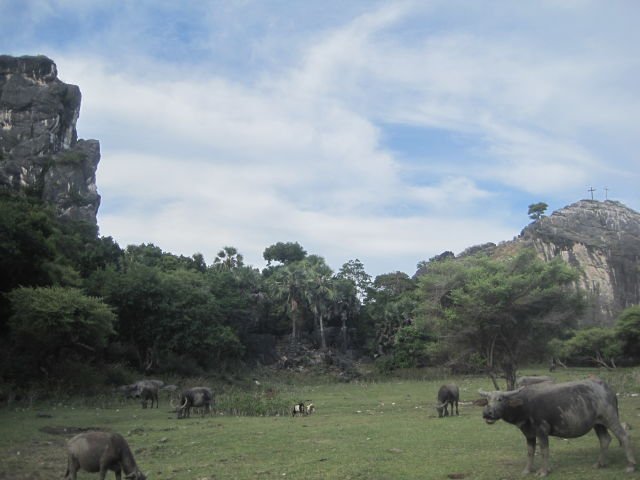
[586,186,611,201]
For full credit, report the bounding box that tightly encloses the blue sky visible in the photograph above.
[3,0,639,277]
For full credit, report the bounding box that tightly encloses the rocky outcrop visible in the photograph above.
[517,200,640,326]
[0,55,100,223]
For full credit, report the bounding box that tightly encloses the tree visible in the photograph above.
[7,286,116,378]
[361,272,417,360]
[266,260,310,344]
[417,249,584,389]
[305,256,335,350]
[528,202,548,220]
[615,305,640,361]
[263,241,307,266]
[552,328,620,368]
[333,277,360,351]
[91,263,166,371]
[0,192,58,294]
[91,260,249,372]
[369,271,415,301]
[213,246,244,271]
[336,259,371,301]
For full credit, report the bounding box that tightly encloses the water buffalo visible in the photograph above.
[136,383,159,409]
[174,387,213,419]
[64,431,146,480]
[436,384,459,418]
[119,381,159,409]
[479,378,636,476]
[118,380,164,408]
[516,375,553,388]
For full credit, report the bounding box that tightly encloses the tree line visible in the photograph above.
[1,190,638,391]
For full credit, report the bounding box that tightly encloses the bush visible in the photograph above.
[555,327,621,367]
[215,387,293,416]
[49,359,108,392]
[160,352,206,377]
[392,325,431,368]
[616,306,640,361]
[102,363,136,386]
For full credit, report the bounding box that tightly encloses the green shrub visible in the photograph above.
[215,386,294,416]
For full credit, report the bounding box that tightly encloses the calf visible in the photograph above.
[64,431,146,480]
[292,402,305,417]
[479,378,636,476]
[436,384,459,418]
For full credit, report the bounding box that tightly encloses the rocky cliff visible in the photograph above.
[517,200,640,326]
[0,55,100,223]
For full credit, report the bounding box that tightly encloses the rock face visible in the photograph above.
[0,55,100,223]
[518,200,640,326]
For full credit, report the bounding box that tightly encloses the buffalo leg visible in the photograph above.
[522,435,536,475]
[65,455,79,480]
[593,424,611,468]
[607,422,636,472]
[455,400,459,416]
[99,466,109,480]
[537,432,551,477]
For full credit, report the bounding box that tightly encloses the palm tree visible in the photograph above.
[307,272,335,350]
[268,261,309,345]
[333,277,359,351]
[213,246,244,271]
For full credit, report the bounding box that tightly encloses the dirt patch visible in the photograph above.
[447,474,467,479]
[39,426,108,436]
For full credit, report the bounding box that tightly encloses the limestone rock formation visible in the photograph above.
[518,200,640,326]
[0,55,100,223]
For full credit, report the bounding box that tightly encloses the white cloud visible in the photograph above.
[33,1,639,276]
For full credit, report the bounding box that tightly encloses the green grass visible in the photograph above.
[1,367,640,479]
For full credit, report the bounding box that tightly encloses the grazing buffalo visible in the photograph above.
[118,380,160,409]
[64,431,146,480]
[436,384,459,418]
[174,387,213,419]
[136,383,159,409]
[516,375,553,388]
[479,378,636,476]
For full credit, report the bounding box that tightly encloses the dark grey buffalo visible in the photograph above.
[64,431,146,480]
[175,386,213,419]
[136,383,159,409]
[479,378,636,476]
[436,384,459,418]
[516,375,553,388]
[119,380,159,409]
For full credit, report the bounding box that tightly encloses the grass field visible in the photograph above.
[1,367,639,479]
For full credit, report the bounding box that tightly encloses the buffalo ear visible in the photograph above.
[473,398,488,406]
[507,398,523,407]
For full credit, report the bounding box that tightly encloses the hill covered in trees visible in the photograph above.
[1,55,639,393]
